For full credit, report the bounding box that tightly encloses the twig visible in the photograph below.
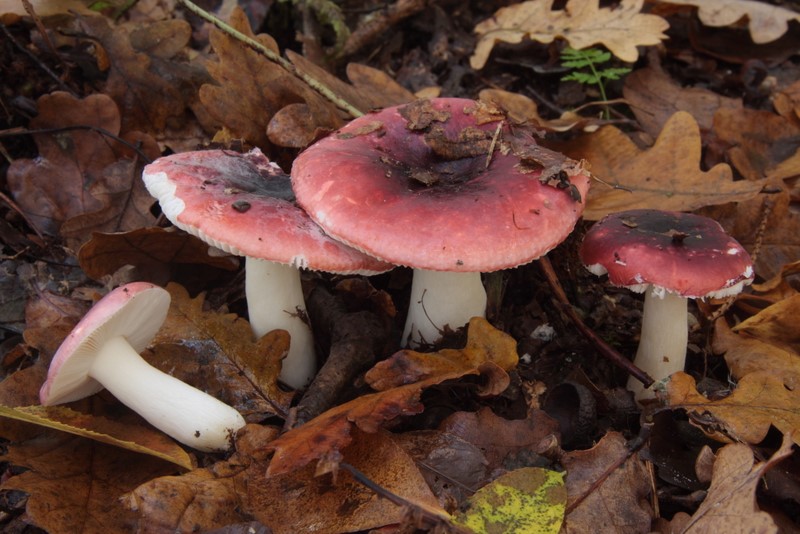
[0,125,153,162]
[177,0,363,119]
[538,256,654,387]
[0,23,76,96]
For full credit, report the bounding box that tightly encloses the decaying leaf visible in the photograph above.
[561,431,652,534]
[1,433,178,534]
[152,283,293,419]
[267,319,519,477]
[471,0,668,68]
[666,372,800,446]
[558,111,762,220]
[453,467,566,534]
[5,92,159,245]
[78,227,240,281]
[0,405,193,469]
[660,435,794,533]
[732,293,800,354]
[663,0,800,44]
[365,316,518,396]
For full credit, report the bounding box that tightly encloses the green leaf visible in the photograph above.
[452,467,567,534]
[562,71,599,84]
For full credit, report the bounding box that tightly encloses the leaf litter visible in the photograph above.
[1,0,800,532]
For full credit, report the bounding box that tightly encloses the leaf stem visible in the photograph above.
[177,0,364,119]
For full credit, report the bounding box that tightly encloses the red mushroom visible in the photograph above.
[580,209,754,400]
[40,282,246,452]
[292,98,591,347]
[142,149,392,388]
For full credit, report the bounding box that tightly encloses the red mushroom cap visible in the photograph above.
[580,209,754,298]
[142,149,392,275]
[40,282,170,405]
[291,98,591,272]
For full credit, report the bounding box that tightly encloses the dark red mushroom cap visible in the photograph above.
[580,209,754,298]
[291,98,591,272]
[142,149,392,275]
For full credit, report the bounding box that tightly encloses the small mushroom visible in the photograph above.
[39,282,246,452]
[580,209,754,400]
[142,149,393,388]
[292,98,591,347]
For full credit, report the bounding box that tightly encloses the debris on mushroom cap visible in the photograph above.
[291,98,592,272]
[580,209,754,298]
[40,282,170,405]
[142,149,392,275]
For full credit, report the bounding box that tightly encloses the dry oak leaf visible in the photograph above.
[732,293,800,354]
[666,371,800,447]
[623,65,742,139]
[266,318,518,477]
[560,431,652,534]
[659,435,793,534]
[0,405,193,469]
[662,0,800,44]
[713,319,800,390]
[471,0,669,69]
[1,432,177,534]
[365,316,518,396]
[558,111,762,220]
[78,227,240,281]
[6,92,158,239]
[151,283,293,419]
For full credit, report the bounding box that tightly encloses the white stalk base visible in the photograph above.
[245,258,316,388]
[89,336,246,452]
[627,289,688,401]
[401,270,487,348]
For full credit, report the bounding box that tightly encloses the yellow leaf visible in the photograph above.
[558,111,763,220]
[471,0,668,69]
[453,468,566,534]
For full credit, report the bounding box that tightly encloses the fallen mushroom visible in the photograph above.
[580,209,754,400]
[142,149,392,388]
[39,282,246,452]
[292,98,591,347]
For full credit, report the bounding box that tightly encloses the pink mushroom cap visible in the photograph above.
[142,148,392,274]
[580,209,754,298]
[40,282,169,405]
[291,98,591,272]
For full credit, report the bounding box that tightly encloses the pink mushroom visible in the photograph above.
[292,98,591,347]
[40,282,245,452]
[142,149,392,388]
[580,209,754,400]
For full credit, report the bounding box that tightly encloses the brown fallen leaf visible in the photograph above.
[773,79,800,127]
[1,432,178,534]
[246,430,447,534]
[623,65,742,139]
[471,0,668,68]
[663,0,800,44]
[560,431,652,534]
[666,372,800,446]
[0,405,193,469]
[558,111,763,220]
[713,319,800,389]
[5,91,159,244]
[712,107,800,181]
[78,227,240,281]
[439,407,560,472]
[478,88,601,132]
[732,293,800,354]
[657,434,793,534]
[365,316,518,396]
[267,319,518,476]
[152,283,293,419]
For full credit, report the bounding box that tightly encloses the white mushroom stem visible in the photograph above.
[87,335,246,452]
[627,288,689,401]
[245,257,316,388]
[402,270,488,348]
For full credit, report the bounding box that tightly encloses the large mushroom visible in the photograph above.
[580,209,754,400]
[40,282,246,452]
[142,149,392,388]
[292,98,591,347]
